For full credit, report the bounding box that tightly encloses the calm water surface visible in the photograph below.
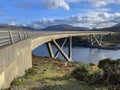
[33,44,120,64]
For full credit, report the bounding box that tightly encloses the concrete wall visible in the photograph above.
[0,39,32,89]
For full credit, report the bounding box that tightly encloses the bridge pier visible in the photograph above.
[54,38,67,58]
[99,35,103,46]
[89,34,103,46]
[68,36,72,60]
[46,37,72,62]
[52,39,71,62]
[46,42,54,58]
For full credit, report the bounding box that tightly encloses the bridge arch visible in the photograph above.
[31,31,110,50]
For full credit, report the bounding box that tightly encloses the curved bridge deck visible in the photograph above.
[0,30,115,89]
[31,31,113,50]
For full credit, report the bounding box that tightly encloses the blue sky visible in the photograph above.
[0,0,120,29]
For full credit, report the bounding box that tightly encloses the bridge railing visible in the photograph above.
[0,30,41,47]
[0,30,113,47]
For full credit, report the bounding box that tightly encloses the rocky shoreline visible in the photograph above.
[60,45,120,50]
[85,45,120,50]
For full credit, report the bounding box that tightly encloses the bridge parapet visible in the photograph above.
[0,30,41,47]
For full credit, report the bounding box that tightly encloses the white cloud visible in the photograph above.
[28,12,120,29]
[41,0,120,10]
[8,22,16,26]
[65,0,81,3]
[15,0,120,29]
[41,0,85,10]
[89,0,107,6]
[89,0,120,6]
[43,0,69,10]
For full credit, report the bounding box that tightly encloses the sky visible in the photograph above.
[0,0,120,29]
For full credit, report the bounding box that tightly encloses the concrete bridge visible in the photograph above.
[0,30,114,89]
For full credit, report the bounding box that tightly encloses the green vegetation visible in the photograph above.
[11,68,37,86]
[103,33,120,45]
[98,58,120,86]
[9,55,83,90]
[7,55,120,90]
[71,63,103,85]
[71,58,120,90]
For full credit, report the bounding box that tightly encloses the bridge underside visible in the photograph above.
[31,31,112,63]
[46,37,72,62]
[31,31,111,51]
[42,34,104,62]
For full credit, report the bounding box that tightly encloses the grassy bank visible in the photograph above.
[5,55,120,90]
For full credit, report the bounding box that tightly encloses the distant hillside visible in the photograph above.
[42,24,89,31]
[92,25,120,32]
[1,23,120,32]
[0,24,36,31]
[114,23,120,27]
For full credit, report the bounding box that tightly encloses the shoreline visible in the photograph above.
[61,45,120,50]
[85,45,120,50]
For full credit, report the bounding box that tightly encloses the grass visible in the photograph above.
[7,55,118,90]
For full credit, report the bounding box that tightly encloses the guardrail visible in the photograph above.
[0,30,41,47]
[0,30,113,47]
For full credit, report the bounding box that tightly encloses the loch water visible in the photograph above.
[33,44,120,64]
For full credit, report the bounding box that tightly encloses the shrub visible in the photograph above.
[98,58,120,85]
[71,64,103,85]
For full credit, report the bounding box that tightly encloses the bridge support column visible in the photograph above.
[54,38,67,58]
[99,35,103,46]
[68,36,72,60]
[52,39,71,62]
[89,34,103,46]
[89,35,93,46]
[46,42,54,58]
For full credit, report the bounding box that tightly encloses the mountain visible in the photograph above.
[92,24,120,32]
[0,24,36,31]
[114,23,120,27]
[1,23,120,32]
[42,24,89,31]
